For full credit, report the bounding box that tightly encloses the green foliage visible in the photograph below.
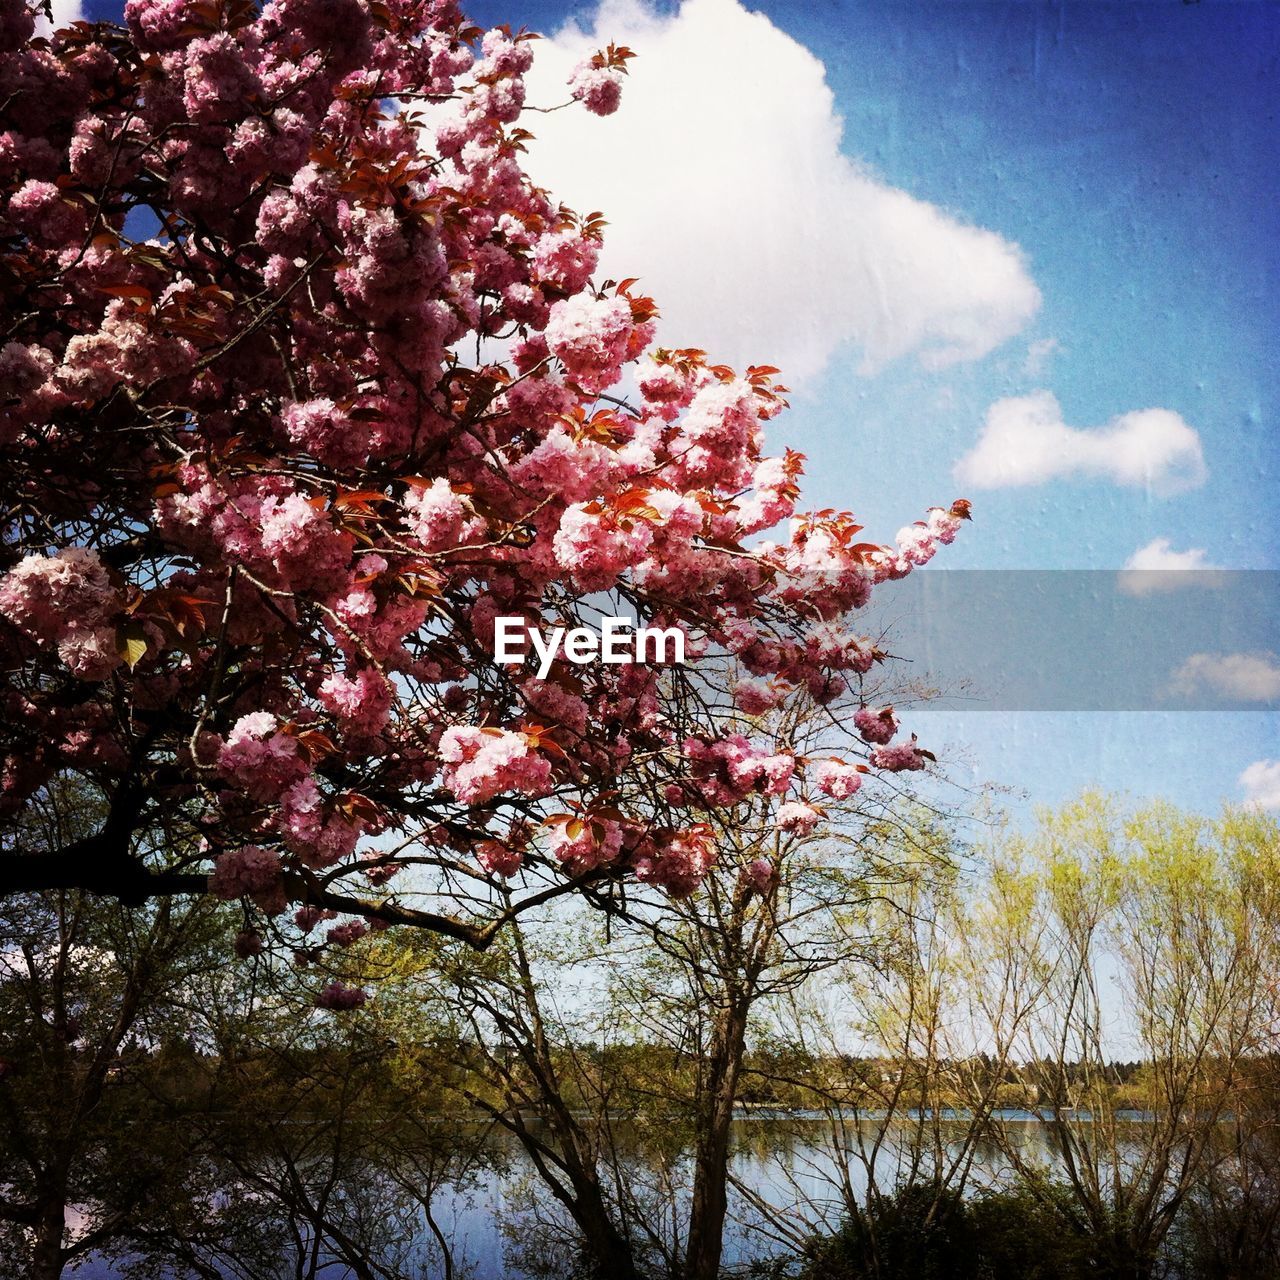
[802,1185,978,1280]
[968,1186,1092,1280]
[799,1182,1141,1280]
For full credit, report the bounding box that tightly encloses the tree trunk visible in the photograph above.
[29,1195,65,1280]
[684,996,750,1280]
[563,1169,642,1280]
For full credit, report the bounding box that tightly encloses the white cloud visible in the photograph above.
[1240,760,1280,811]
[522,0,1040,385]
[1170,653,1280,703]
[33,0,82,37]
[953,390,1206,493]
[1117,538,1223,596]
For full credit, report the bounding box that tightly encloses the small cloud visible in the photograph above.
[34,0,82,36]
[1240,760,1280,811]
[954,390,1206,494]
[1022,337,1059,378]
[1170,653,1280,704]
[1117,538,1223,596]
[522,0,1040,386]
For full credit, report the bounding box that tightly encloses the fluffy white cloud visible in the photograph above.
[1170,653,1280,703]
[33,0,82,36]
[1240,760,1280,811]
[1117,538,1222,596]
[523,0,1040,385]
[953,390,1206,493]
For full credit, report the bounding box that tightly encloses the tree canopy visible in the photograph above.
[0,0,965,965]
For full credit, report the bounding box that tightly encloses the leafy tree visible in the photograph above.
[975,797,1280,1280]
[0,0,965,982]
[0,780,228,1280]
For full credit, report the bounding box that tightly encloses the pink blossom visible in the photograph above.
[258,492,352,589]
[871,736,930,772]
[553,502,653,593]
[282,398,364,466]
[0,547,124,681]
[633,826,716,899]
[218,712,309,800]
[548,816,623,874]
[854,705,898,745]
[234,929,265,958]
[740,858,775,895]
[511,425,611,502]
[776,801,820,835]
[326,920,368,947]
[7,179,87,245]
[315,981,368,1011]
[210,845,286,914]
[568,59,624,116]
[319,667,393,735]
[544,294,639,392]
[677,378,761,488]
[684,734,794,806]
[532,229,598,294]
[294,905,337,934]
[124,0,194,49]
[733,677,784,716]
[927,506,963,544]
[403,477,468,552]
[280,777,364,868]
[182,34,260,124]
[438,726,552,804]
[477,840,524,877]
[810,759,863,801]
[894,523,937,567]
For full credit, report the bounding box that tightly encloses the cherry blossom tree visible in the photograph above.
[0,0,967,972]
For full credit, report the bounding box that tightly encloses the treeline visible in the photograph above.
[100,1036,1172,1115]
[1,795,1278,1279]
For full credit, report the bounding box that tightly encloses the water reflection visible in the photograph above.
[75,1113,1151,1280]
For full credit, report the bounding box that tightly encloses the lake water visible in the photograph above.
[71,1112,1107,1279]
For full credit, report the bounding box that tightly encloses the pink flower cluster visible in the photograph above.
[633,826,717,899]
[403,478,470,553]
[545,294,650,393]
[295,905,338,934]
[319,667,394,736]
[548,816,624,874]
[733,677,785,716]
[315,981,368,1011]
[0,547,124,680]
[682,734,794,807]
[210,845,286,914]
[854,705,899,745]
[438,726,552,805]
[775,801,820,836]
[477,840,524,878]
[282,398,362,467]
[808,759,863,801]
[740,858,775,896]
[568,58,624,116]
[280,777,365,868]
[553,502,654,593]
[871,736,930,773]
[326,920,367,947]
[217,712,308,801]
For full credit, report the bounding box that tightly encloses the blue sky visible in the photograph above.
[75,0,1280,816]
[504,0,1279,819]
